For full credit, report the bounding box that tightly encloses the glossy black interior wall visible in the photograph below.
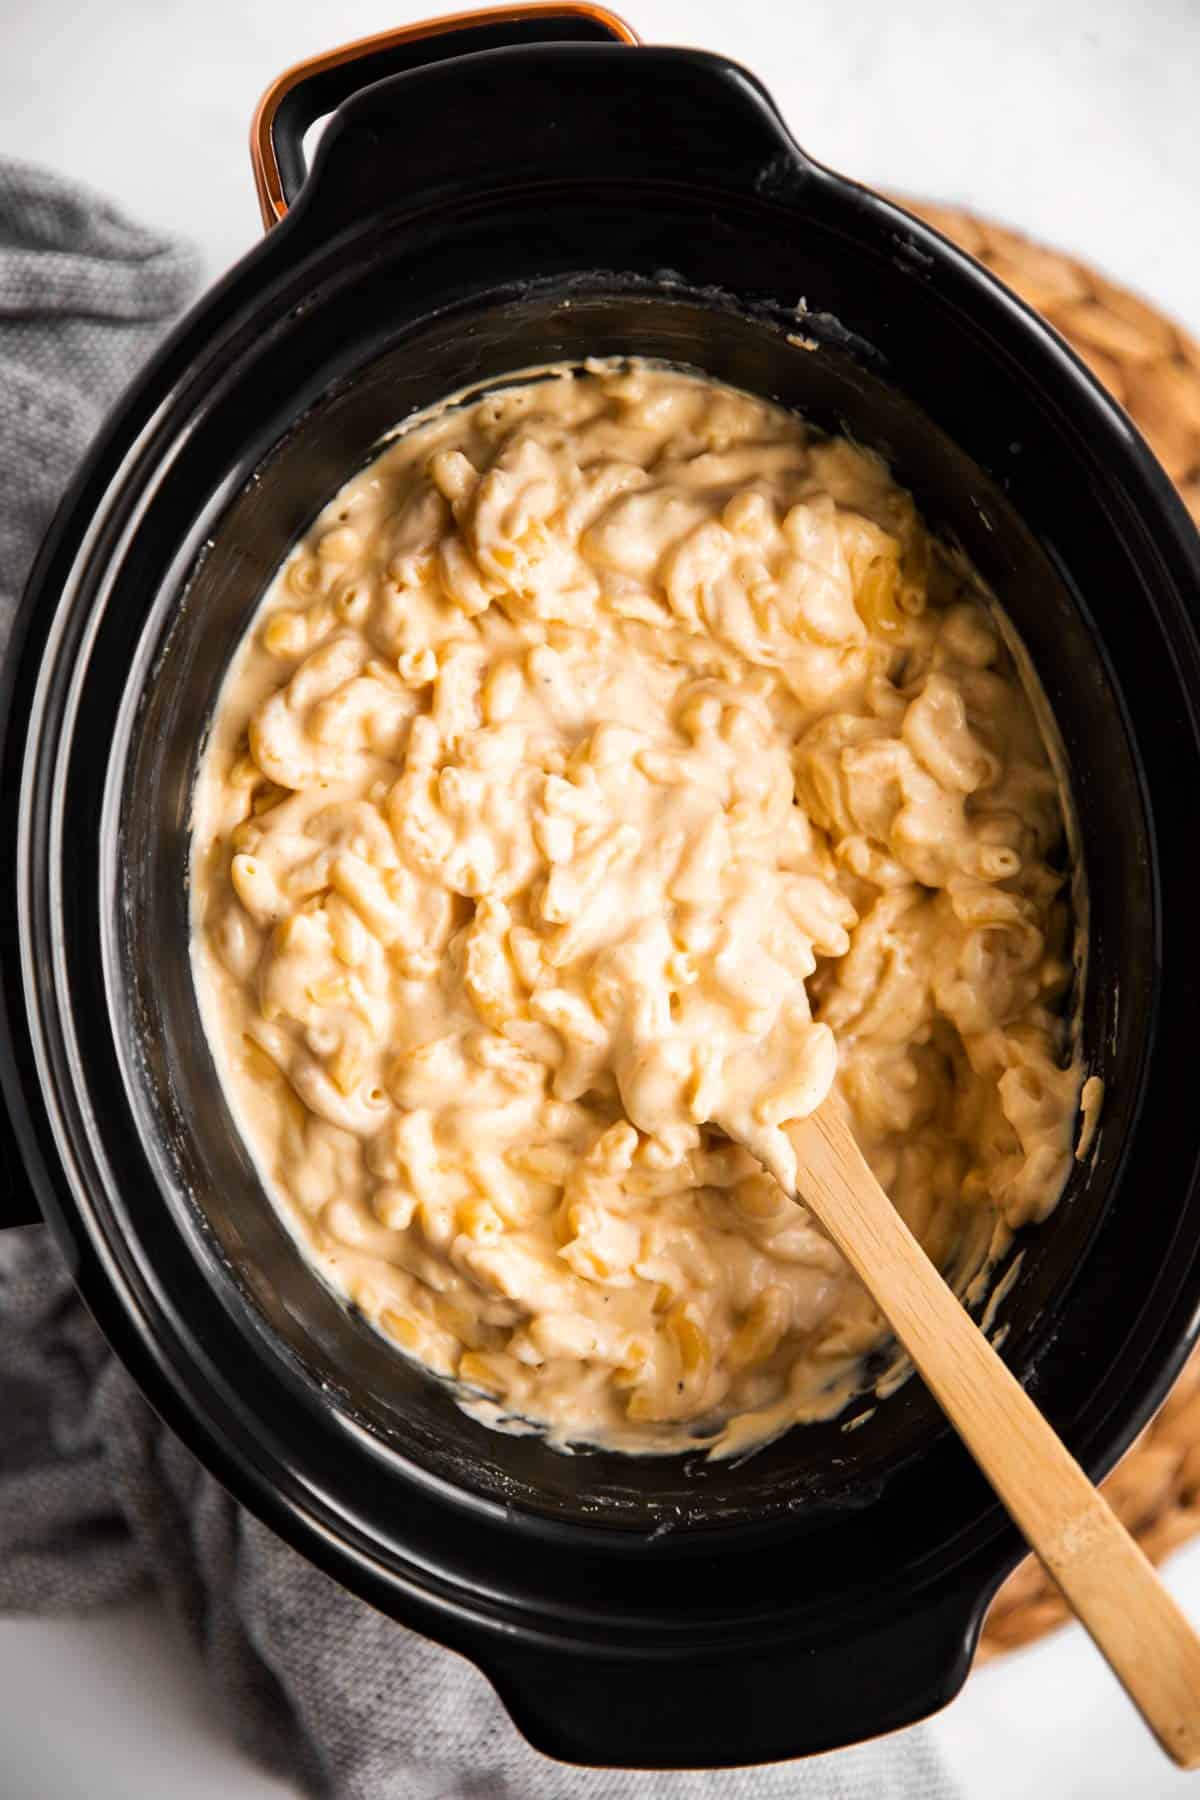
[126,283,1143,1530]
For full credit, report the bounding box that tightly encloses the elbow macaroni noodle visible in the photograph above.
[191,364,1081,1456]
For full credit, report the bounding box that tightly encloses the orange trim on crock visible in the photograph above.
[250,5,640,230]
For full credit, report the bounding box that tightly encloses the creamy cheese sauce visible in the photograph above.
[191,364,1081,1456]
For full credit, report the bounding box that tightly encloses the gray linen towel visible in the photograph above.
[0,161,963,1800]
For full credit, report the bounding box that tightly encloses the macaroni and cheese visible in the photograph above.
[191,364,1081,1455]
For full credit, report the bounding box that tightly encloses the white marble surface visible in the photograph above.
[3,0,1199,1794]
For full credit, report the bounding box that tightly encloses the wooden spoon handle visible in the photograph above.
[789,1104,1200,1769]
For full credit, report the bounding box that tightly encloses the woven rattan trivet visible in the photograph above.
[897,198,1200,1659]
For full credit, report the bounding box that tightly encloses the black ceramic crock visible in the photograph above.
[3,4,1200,1770]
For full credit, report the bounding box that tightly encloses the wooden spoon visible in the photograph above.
[775,1101,1200,1768]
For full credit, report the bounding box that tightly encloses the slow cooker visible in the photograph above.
[3,4,1200,1768]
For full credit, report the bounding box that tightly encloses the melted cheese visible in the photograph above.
[191,364,1080,1456]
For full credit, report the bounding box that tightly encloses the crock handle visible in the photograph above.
[259,36,811,245]
[251,5,640,228]
[472,1580,987,1767]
